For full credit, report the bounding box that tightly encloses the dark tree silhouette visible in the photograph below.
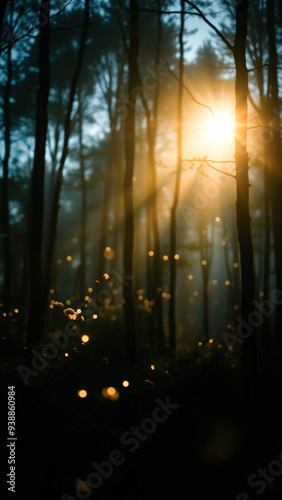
[26,0,50,345]
[123,0,139,361]
[169,0,185,351]
[44,0,90,306]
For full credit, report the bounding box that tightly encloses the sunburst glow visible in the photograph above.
[207,113,234,140]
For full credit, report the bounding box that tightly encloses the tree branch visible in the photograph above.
[183,0,234,52]
[161,53,217,118]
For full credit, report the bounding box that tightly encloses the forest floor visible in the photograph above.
[1,316,282,500]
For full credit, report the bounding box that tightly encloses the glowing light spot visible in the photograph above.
[167,293,171,299]
[93,314,98,319]
[84,296,89,301]
[66,299,71,306]
[163,255,168,261]
[174,254,180,260]
[14,309,19,313]
[202,260,207,266]
[162,186,167,192]
[77,309,82,314]
[151,364,155,371]
[104,247,115,260]
[57,259,62,264]
[88,287,93,293]
[225,280,230,286]
[102,386,120,401]
[66,256,72,261]
[156,287,162,293]
[76,480,90,493]
[122,380,129,387]
[233,262,239,268]
[73,237,78,243]
[209,339,213,344]
[193,291,198,296]
[217,344,222,349]
[50,289,55,294]
[138,295,143,300]
[227,324,232,329]
[198,342,202,346]
[103,273,109,279]
[188,274,193,280]
[132,176,137,181]
[77,389,87,398]
[65,353,69,357]
[259,291,264,297]
[148,250,154,256]
[221,240,227,246]
[215,216,221,222]
[81,335,89,343]
[84,176,89,181]
[162,292,167,298]
[49,304,54,309]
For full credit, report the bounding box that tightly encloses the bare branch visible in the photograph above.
[161,54,217,119]
[181,157,236,178]
[183,0,234,52]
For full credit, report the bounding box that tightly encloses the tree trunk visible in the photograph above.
[234,0,257,397]
[95,142,113,281]
[1,42,12,309]
[168,0,185,351]
[26,0,50,344]
[44,0,89,304]
[0,0,9,52]
[78,89,87,298]
[123,0,139,362]
[266,0,282,348]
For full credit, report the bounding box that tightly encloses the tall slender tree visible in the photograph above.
[26,0,50,344]
[123,0,139,361]
[266,0,282,348]
[1,31,12,308]
[168,0,185,351]
[44,0,90,305]
[185,0,256,396]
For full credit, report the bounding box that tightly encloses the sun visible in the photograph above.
[207,113,234,140]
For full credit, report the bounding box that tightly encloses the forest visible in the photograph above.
[1,0,282,499]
